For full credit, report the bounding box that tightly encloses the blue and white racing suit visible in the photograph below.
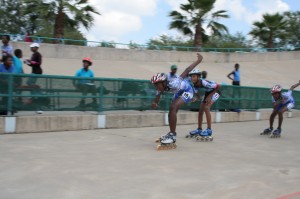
[195,79,220,103]
[272,90,295,111]
[157,76,194,104]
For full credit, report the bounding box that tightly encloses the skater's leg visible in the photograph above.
[277,112,283,129]
[269,110,278,129]
[169,98,185,134]
[198,103,205,129]
[204,104,212,129]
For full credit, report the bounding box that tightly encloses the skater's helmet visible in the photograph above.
[270,84,282,93]
[151,73,167,84]
[189,69,201,76]
[82,57,92,65]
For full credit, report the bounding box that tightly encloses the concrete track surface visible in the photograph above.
[1,118,300,199]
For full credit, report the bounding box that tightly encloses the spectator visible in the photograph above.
[168,64,179,80]
[0,55,15,115]
[227,63,240,86]
[24,34,33,42]
[13,49,24,101]
[24,43,42,86]
[73,57,98,107]
[1,35,14,57]
[227,63,241,112]
[13,49,24,74]
[201,70,207,80]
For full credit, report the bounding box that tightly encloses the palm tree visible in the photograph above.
[169,0,229,48]
[24,0,100,41]
[249,13,287,49]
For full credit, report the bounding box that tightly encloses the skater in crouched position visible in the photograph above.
[151,53,203,149]
[187,70,220,141]
[262,81,300,138]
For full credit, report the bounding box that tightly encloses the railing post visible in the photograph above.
[7,74,14,115]
[98,80,104,113]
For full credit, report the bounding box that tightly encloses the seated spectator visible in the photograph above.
[73,57,98,107]
[0,55,15,115]
[1,35,14,57]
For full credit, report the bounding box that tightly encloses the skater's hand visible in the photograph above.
[205,98,212,105]
[151,102,158,109]
[196,53,203,62]
[191,97,198,103]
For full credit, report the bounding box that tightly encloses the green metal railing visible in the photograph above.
[0,73,299,115]
[3,33,300,52]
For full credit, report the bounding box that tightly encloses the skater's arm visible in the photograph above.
[191,93,201,102]
[227,71,234,80]
[152,92,161,109]
[180,53,203,78]
[289,80,300,91]
[205,84,221,105]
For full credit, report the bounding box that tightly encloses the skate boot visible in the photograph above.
[196,128,213,142]
[260,127,273,135]
[186,128,202,138]
[155,132,169,143]
[157,132,177,150]
[270,128,281,138]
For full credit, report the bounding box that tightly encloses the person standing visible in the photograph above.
[168,64,179,80]
[25,43,42,85]
[1,35,14,57]
[227,63,241,112]
[227,63,240,86]
[74,57,97,107]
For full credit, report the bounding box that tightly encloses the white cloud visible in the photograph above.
[214,0,290,25]
[164,0,186,10]
[82,0,159,42]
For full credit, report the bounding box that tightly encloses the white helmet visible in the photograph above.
[270,84,282,93]
[189,69,201,76]
[151,73,167,84]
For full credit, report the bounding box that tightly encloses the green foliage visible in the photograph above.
[283,11,300,47]
[147,35,193,51]
[99,41,116,48]
[0,0,25,34]
[249,13,287,48]
[203,33,251,50]
[168,0,229,47]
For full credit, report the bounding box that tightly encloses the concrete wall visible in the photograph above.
[12,42,300,88]
[0,117,4,134]
[0,110,296,134]
[12,42,300,63]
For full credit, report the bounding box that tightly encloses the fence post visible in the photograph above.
[98,80,104,113]
[7,74,14,115]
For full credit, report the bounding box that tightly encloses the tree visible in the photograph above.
[168,0,229,48]
[0,0,25,34]
[249,13,287,49]
[204,32,250,51]
[24,0,100,42]
[147,34,193,51]
[283,11,300,47]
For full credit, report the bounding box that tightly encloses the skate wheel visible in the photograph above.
[155,139,160,143]
[185,135,190,138]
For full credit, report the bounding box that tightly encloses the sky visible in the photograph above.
[82,0,300,45]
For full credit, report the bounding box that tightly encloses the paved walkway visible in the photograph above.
[1,118,299,199]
